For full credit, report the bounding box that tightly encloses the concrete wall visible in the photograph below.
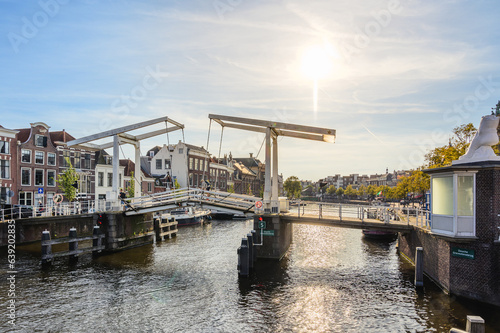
[253,215,292,260]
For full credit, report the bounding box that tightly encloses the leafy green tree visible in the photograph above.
[227,184,235,193]
[425,123,477,168]
[326,185,336,195]
[344,185,356,199]
[57,158,78,202]
[246,183,253,195]
[174,178,181,189]
[357,184,367,198]
[335,187,344,199]
[284,176,302,199]
[127,171,135,198]
[409,170,430,199]
[367,185,377,198]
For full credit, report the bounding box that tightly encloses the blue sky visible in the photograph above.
[1,0,500,181]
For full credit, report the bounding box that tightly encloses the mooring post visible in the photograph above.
[68,227,78,261]
[92,225,102,256]
[339,204,342,221]
[247,233,254,270]
[415,247,424,287]
[237,238,249,277]
[154,216,161,242]
[41,230,52,265]
[449,315,485,333]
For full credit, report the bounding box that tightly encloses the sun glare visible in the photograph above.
[301,45,332,80]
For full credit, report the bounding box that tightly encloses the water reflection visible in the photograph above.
[2,220,500,332]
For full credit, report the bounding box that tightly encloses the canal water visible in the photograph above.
[2,219,500,333]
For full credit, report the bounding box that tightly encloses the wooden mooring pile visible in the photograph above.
[41,226,105,264]
[153,214,178,242]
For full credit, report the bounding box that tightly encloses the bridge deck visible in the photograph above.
[281,213,413,232]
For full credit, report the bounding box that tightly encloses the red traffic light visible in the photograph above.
[259,217,263,221]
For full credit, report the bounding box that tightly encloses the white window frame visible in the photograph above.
[34,168,44,186]
[0,159,10,179]
[21,149,32,163]
[35,135,46,147]
[47,170,56,187]
[0,140,10,154]
[21,167,31,186]
[19,192,33,206]
[35,151,44,165]
[47,152,56,166]
[98,172,104,187]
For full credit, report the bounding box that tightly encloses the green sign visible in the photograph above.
[258,221,266,229]
[452,247,475,260]
[262,230,275,236]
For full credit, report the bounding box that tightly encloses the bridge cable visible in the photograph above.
[202,119,212,186]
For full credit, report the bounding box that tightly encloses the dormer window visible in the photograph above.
[35,135,47,147]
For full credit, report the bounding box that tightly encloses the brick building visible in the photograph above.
[0,126,18,205]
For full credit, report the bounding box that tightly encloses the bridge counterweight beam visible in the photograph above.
[264,127,272,213]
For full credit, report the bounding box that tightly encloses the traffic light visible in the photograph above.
[97,213,106,226]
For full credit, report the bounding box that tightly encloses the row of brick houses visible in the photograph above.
[315,169,413,192]
[0,122,276,209]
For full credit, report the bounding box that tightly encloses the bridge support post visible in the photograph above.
[237,238,250,276]
[41,230,52,265]
[253,215,292,260]
[68,227,78,262]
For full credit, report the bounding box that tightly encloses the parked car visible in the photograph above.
[1,204,34,219]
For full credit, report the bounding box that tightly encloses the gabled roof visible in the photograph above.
[185,143,208,154]
[16,128,31,143]
[233,161,256,176]
[146,146,162,157]
[120,158,153,178]
[233,157,261,169]
[50,130,76,145]
[95,150,111,165]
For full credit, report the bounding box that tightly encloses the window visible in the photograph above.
[125,180,131,189]
[21,149,31,163]
[107,173,113,187]
[35,151,44,164]
[74,152,81,168]
[147,182,152,192]
[21,168,31,186]
[189,173,193,186]
[47,170,56,187]
[0,160,10,179]
[98,172,104,187]
[432,176,453,215]
[35,169,44,186]
[189,157,193,170]
[47,153,56,166]
[19,192,33,206]
[0,141,9,154]
[82,154,91,169]
[457,176,474,216]
[195,159,199,171]
[63,150,71,167]
[165,159,170,169]
[149,151,155,158]
[119,174,122,187]
[0,187,10,204]
[35,135,47,147]
[179,148,183,154]
[156,159,162,169]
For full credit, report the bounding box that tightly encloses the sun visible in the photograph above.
[301,45,332,80]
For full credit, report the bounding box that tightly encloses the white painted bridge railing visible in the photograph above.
[290,202,431,229]
[127,188,261,212]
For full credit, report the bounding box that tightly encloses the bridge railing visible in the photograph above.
[290,201,431,229]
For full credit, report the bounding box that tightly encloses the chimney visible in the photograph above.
[249,153,253,158]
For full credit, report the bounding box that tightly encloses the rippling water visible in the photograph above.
[2,219,499,333]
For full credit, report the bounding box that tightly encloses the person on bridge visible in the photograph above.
[119,189,127,210]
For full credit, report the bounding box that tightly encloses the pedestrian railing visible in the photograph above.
[290,201,431,229]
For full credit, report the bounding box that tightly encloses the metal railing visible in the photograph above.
[290,201,431,229]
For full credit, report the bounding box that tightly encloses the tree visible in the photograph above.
[344,185,356,199]
[366,185,377,199]
[326,185,336,195]
[57,158,79,202]
[425,123,477,168]
[227,184,235,193]
[357,184,367,198]
[246,183,253,196]
[174,178,181,189]
[126,171,135,198]
[284,176,302,199]
[335,187,344,199]
[408,170,430,199]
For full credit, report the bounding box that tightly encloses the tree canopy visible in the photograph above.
[284,176,302,199]
[57,158,79,202]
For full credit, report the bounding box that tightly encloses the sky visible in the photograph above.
[1,0,500,181]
